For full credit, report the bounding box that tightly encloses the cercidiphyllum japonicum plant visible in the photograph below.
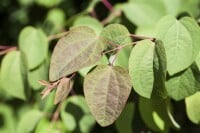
[38,13,200,129]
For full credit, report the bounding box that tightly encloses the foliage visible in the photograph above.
[0,0,200,132]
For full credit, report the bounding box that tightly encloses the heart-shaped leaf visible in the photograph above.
[84,65,132,126]
[0,51,29,100]
[49,26,104,81]
[129,40,155,98]
[156,16,200,75]
[19,26,48,69]
[100,24,131,47]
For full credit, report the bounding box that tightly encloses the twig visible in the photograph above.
[101,9,122,25]
[103,41,140,55]
[101,0,113,11]
[90,9,97,18]
[48,31,68,41]
[110,50,119,66]
[51,102,62,122]
[129,34,155,42]
[0,46,17,55]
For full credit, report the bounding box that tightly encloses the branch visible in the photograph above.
[48,31,68,41]
[101,0,113,11]
[129,34,156,42]
[102,41,140,55]
[51,102,62,122]
[0,46,17,55]
[102,10,121,25]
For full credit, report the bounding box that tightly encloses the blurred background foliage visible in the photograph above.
[0,0,200,133]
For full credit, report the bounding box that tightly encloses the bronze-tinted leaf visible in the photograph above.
[84,65,132,127]
[49,26,103,81]
[54,77,71,104]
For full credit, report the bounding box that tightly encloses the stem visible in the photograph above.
[101,0,113,11]
[51,102,62,122]
[103,41,139,55]
[101,9,121,25]
[110,50,119,66]
[129,34,155,42]
[0,46,17,55]
[48,31,68,41]
[90,9,97,18]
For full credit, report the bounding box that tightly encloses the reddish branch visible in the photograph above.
[48,31,68,41]
[129,34,156,42]
[0,45,17,55]
[101,0,113,11]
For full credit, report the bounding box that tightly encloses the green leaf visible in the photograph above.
[162,0,181,15]
[166,67,200,101]
[122,1,166,26]
[19,26,48,69]
[35,118,60,133]
[139,97,166,132]
[0,104,15,133]
[156,16,200,75]
[115,102,135,133]
[100,24,130,47]
[60,96,95,132]
[129,40,155,98]
[17,110,43,133]
[84,65,132,126]
[28,60,49,90]
[49,26,103,81]
[179,0,200,17]
[139,97,180,132]
[0,51,28,100]
[115,44,132,68]
[54,78,71,104]
[45,8,66,33]
[152,40,167,98]
[73,16,103,35]
[35,0,61,7]
[185,92,200,124]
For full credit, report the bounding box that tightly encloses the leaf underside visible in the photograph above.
[49,26,103,81]
[84,65,132,126]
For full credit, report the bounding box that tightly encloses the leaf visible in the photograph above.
[115,44,132,68]
[179,0,200,17]
[17,110,43,133]
[78,55,108,77]
[166,67,200,101]
[19,26,48,69]
[100,24,130,47]
[45,8,66,33]
[60,96,95,132]
[0,104,15,133]
[139,97,180,132]
[129,40,155,98]
[28,60,49,90]
[35,0,61,7]
[0,51,28,100]
[156,16,200,75]
[162,0,181,15]
[49,26,103,81]
[84,65,132,126]
[54,77,71,104]
[73,16,103,35]
[152,40,167,98]
[35,118,61,133]
[122,1,166,26]
[115,102,135,133]
[139,97,166,132]
[185,92,200,124]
